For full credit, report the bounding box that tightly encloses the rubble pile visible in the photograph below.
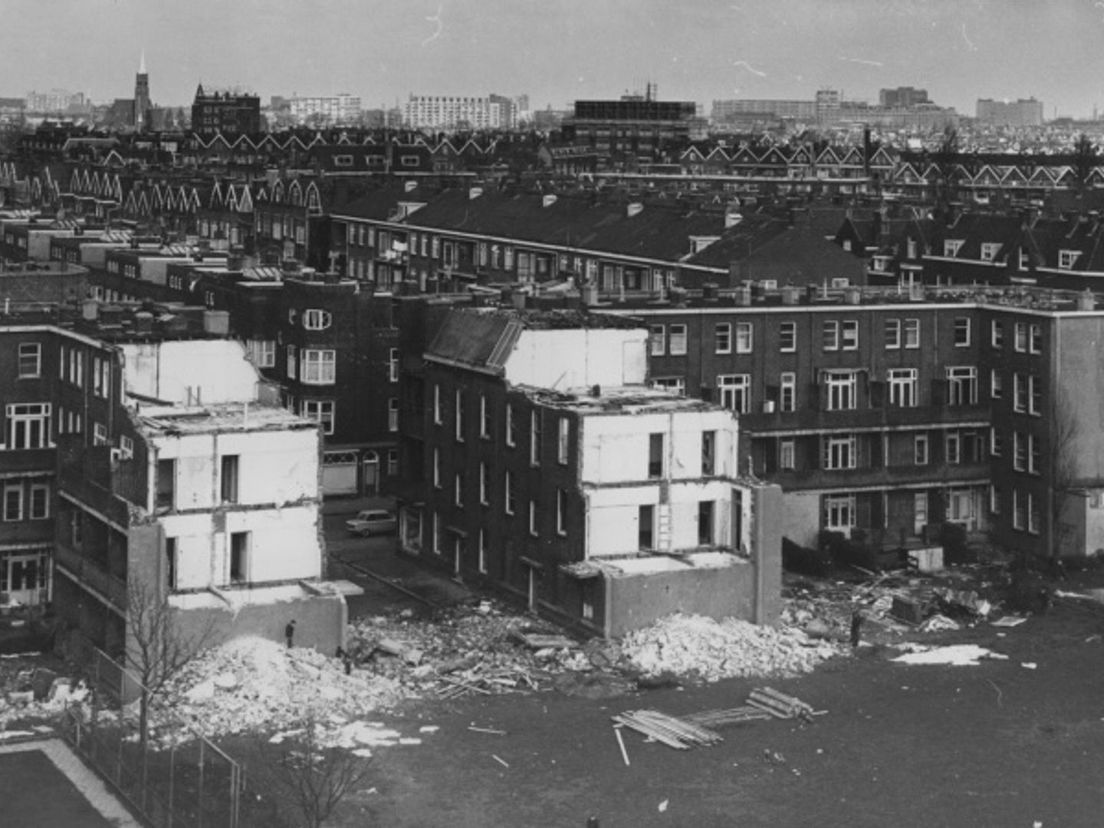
[621,614,842,682]
[152,637,408,744]
[0,655,87,729]
[345,605,591,697]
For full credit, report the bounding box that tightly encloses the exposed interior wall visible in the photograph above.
[782,490,822,548]
[169,592,347,659]
[121,340,260,404]
[505,328,649,389]
[1058,316,1104,482]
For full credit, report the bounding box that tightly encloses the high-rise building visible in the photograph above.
[976,98,1044,127]
[879,87,929,108]
[402,94,516,131]
[287,93,362,126]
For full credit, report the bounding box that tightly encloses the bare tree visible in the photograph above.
[252,714,373,828]
[125,576,216,749]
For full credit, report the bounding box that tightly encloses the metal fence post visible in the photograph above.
[197,739,205,828]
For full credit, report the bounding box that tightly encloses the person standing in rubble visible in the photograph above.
[850,605,865,647]
[285,619,296,648]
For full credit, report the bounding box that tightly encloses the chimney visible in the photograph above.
[626,202,644,218]
[134,311,154,333]
[781,285,800,305]
[1078,289,1096,311]
[702,282,718,300]
[582,283,599,306]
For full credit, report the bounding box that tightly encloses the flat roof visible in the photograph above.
[136,403,314,435]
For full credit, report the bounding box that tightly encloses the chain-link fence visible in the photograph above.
[60,645,243,828]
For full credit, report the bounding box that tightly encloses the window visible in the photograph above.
[165,537,177,590]
[779,440,795,470]
[388,348,400,382]
[454,474,463,507]
[1014,322,1028,352]
[248,340,276,368]
[557,417,570,464]
[668,324,687,355]
[229,532,249,583]
[989,485,1000,514]
[944,239,963,257]
[1013,373,1026,412]
[6,403,51,449]
[648,433,664,478]
[1013,490,1024,530]
[286,345,297,380]
[735,322,753,353]
[1059,249,1079,269]
[480,395,490,439]
[528,501,538,536]
[824,371,856,411]
[841,321,859,350]
[433,384,442,425]
[387,398,398,432]
[3,484,22,521]
[479,462,489,505]
[888,368,918,407]
[980,242,1000,262]
[914,434,929,465]
[953,317,971,347]
[432,448,441,488]
[779,322,796,352]
[701,430,715,476]
[17,343,40,378]
[649,325,665,356]
[884,319,901,349]
[92,422,108,446]
[505,471,516,514]
[902,318,920,348]
[1029,433,1040,474]
[780,373,796,412]
[557,489,568,535]
[1030,324,1042,354]
[478,529,487,574]
[991,321,1003,349]
[156,458,175,509]
[947,367,978,406]
[652,377,685,395]
[824,494,855,531]
[387,450,398,476]
[709,372,750,413]
[301,349,336,384]
[1029,375,1041,415]
[714,323,731,354]
[822,321,839,351]
[302,400,335,434]
[946,431,961,465]
[638,504,654,549]
[29,483,48,520]
[221,455,239,503]
[1013,432,1026,471]
[529,410,541,466]
[990,370,1002,399]
[505,404,516,446]
[698,501,715,545]
[823,435,856,470]
[302,309,332,330]
[1028,492,1040,534]
[455,390,465,442]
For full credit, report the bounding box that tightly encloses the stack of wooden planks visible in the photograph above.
[611,709,723,750]
[746,686,822,721]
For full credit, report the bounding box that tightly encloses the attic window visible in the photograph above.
[400,155,420,167]
[333,155,354,167]
[1059,249,1080,269]
[944,240,964,257]
[689,236,719,254]
[980,243,999,262]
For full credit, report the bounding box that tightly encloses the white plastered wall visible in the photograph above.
[504,328,649,390]
[121,340,260,404]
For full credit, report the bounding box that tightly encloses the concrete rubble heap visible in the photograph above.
[151,636,408,745]
[620,614,843,682]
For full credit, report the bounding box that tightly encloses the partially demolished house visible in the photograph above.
[402,307,782,636]
[44,310,349,659]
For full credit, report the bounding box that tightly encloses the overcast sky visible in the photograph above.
[3,0,1104,117]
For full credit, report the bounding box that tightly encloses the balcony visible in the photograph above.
[53,544,127,611]
[742,403,991,436]
[768,461,990,493]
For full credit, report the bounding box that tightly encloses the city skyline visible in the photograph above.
[3,0,1104,118]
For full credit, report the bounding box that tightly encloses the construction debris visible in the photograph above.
[621,614,842,682]
[682,706,771,727]
[611,709,723,750]
[745,687,822,722]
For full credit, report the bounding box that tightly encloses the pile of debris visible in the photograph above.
[0,656,88,730]
[150,637,408,745]
[620,614,842,682]
[344,605,592,699]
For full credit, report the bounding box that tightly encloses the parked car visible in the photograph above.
[345,509,397,536]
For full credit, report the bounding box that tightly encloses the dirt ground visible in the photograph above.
[316,592,1104,828]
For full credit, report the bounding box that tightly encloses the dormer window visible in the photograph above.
[980,243,1000,262]
[302,309,332,330]
[1019,249,1030,270]
[1059,249,1080,269]
[944,239,964,257]
[333,155,354,168]
[689,236,720,254]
